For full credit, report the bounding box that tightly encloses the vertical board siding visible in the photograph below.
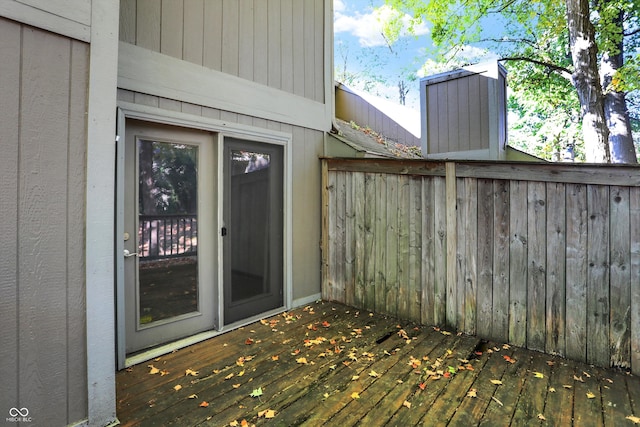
[0,19,88,424]
[119,0,326,103]
[322,159,640,374]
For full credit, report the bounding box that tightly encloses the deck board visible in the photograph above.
[116,301,640,426]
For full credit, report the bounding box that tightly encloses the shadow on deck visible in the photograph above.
[116,301,640,426]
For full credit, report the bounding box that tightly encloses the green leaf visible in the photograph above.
[250,387,263,398]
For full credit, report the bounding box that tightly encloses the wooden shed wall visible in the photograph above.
[118,89,324,301]
[322,158,640,374]
[0,17,89,425]
[335,85,421,148]
[119,0,326,103]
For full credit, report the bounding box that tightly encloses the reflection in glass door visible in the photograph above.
[223,139,283,324]
[137,140,199,325]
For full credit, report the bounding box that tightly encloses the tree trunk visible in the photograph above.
[600,10,638,163]
[565,0,611,162]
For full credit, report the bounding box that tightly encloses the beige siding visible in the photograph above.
[117,90,323,301]
[119,0,326,103]
[0,18,88,425]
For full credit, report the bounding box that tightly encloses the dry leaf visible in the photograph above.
[238,370,245,377]
[245,338,254,345]
[173,384,182,391]
[533,372,544,379]
[233,384,241,389]
[258,409,276,419]
[503,355,516,364]
[491,396,504,406]
[148,365,160,375]
[549,387,556,393]
[199,401,209,408]
[351,375,360,381]
[403,400,412,408]
[586,391,596,399]
[296,357,308,364]
[188,394,198,399]
[490,379,503,385]
[538,414,546,421]
[185,369,198,377]
[369,370,380,378]
[225,373,235,380]
[160,370,169,376]
[467,389,477,398]
[230,421,239,427]
[271,355,279,361]
[626,415,640,424]
[351,392,360,399]
[573,375,585,382]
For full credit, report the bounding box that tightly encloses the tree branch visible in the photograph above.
[499,56,573,80]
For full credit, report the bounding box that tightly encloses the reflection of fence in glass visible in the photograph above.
[138,214,197,260]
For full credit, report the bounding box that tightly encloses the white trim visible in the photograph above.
[292,293,322,309]
[118,42,331,132]
[0,0,90,42]
[85,1,119,426]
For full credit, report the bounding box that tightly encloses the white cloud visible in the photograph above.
[334,0,346,12]
[334,5,428,48]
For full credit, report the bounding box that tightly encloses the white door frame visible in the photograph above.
[115,103,293,369]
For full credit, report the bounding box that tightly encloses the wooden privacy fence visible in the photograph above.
[321,158,640,374]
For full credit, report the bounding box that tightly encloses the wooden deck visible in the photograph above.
[117,301,640,426]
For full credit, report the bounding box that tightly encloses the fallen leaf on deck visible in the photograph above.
[573,375,585,382]
[296,357,308,364]
[586,391,596,399]
[491,396,504,406]
[351,392,360,399]
[490,379,503,385]
[188,394,197,399]
[403,400,412,408]
[271,355,279,361]
[225,373,234,380]
[148,365,160,375]
[549,387,556,393]
[533,372,544,378]
[626,415,640,424]
[185,369,198,376]
[583,371,591,378]
[160,370,169,376]
[230,420,239,426]
[323,392,330,399]
[537,414,546,421]
[199,401,209,408]
[322,321,331,328]
[233,384,241,389]
[238,370,245,376]
[369,370,380,378]
[563,385,572,389]
[250,387,263,398]
[245,338,254,345]
[173,385,182,391]
[546,360,555,366]
[258,409,276,419]
[418,382,426,390]
[503,355,516,364]
[467,389,477,398]
[351,375,360,381]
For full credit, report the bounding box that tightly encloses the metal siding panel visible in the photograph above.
[280,0,294,93]
[267,0,281,89]
[221,0,239,76]
[303,1,315,99]
[119,0,136,44]
[19,26,70,425]
[254,0,268,86]
[203,0,222,71]
[0,17,20,416]
[238,0,254,80]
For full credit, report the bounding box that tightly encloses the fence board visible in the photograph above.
[492,180,510,342]
[396,175,411,320]
[446,164,457,329]
[545,183,566,356]
[456,178,466,332]
[344,172,355,307]
[408,177,422,322]
[565,184,588,362]
[375,174,388,313]
[363,173,376,311]
[631,187,640,372]
[385,174,399,317]
[509,181,528,347]
[476,179,494,338]
[586,185,610,367]
[421,178,436,325]
[433,177,448,326]
[353,172,366,308]
[463,178,478,335]
[527,181,546,352]
[609,186,631,367]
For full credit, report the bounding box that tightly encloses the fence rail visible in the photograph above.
[321,158,640,374]
[138,214,197,260]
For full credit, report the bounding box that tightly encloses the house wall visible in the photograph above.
[0,16,89,426]
[117,89,324,303]
[118,0,326,104]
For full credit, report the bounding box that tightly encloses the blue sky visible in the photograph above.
[333,0,498,109]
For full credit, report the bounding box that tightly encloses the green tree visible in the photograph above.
[383,0,639,163]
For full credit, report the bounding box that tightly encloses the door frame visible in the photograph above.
[116,104,293,369]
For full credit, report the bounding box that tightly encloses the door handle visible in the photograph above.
[124,249,139,258]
